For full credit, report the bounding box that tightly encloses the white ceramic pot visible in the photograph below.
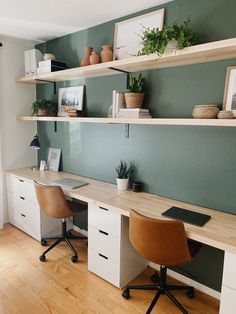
[116,178,129,191]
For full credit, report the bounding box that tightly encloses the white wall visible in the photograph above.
[0,35,37,228]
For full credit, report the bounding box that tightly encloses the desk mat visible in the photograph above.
[162,206,211,227]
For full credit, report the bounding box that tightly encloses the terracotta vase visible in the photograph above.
[100,45,113,63]
[90,51,100,65]
[80,47,93,67]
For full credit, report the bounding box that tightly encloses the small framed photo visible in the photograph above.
[223,66,236,116]
[113,8,164,60]
[47,148,61,172]
[58,85,84,116]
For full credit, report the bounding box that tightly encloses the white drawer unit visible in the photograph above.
[88,249,120,287]
[220,251,236,314]
[7,192,41,240]
[7,175,38,202]
[88,204,121,237]
[88,225,120,263]
[88,203,148,288]
[6,174,61,241]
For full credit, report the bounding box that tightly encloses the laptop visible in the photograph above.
[53,178,88,189]
[162,206,211,227]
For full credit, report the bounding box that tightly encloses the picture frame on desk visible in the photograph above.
[47,148,61,172]
[113,8,164,60]
[223,66,236,117]
[58,85,84,117]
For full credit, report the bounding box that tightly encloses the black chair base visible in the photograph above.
[122,266,194,314]
[39,219,87,263]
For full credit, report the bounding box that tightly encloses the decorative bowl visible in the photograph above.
[192,104,219,119]
[217,110,234,119]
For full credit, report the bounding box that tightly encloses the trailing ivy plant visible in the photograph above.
[171,18,199,50]
[31,99,58,116]
[138,18,200,56]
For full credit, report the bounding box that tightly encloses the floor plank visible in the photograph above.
[0,224,219,314]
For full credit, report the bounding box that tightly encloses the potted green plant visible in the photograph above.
[138,18,200,56]
[124,73,145,108]
[31,99,58,116]
[115,160,133,191]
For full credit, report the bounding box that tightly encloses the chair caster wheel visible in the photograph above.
[71,255,78,263]
[41,239,47,246]
[151,272,159,283]
[187,288,195,299]
[122,288,130,299]
[39,254,46,262]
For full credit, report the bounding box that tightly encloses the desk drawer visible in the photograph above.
[88,204,121,237]
[222,252,236,289]
[220,285,236,314]
[7,192,41,240]
[88,225,120,263]
[88,249,120,287]
[7,175,38,203]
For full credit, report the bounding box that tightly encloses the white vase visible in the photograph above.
[165,39,178,54]
[117,178,129,191]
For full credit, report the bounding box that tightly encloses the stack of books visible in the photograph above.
[37,59,69,74]
[111,91,125,117]
[24,49,43,76]
[117,108,152,119]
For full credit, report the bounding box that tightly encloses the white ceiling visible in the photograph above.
[0,0,173,43]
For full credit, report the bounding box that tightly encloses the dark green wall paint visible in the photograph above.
[36,0,236,291]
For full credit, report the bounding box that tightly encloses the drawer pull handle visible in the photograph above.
[99,230,108,236]
[99,206,108,211]
[19,179,24,182]
[99,253,108,260]
[20,196,25,200]
[21,213,26,217]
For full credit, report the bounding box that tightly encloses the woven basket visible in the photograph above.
[192,104,219,119]
[217,110,234,119]
[124,93,144,108]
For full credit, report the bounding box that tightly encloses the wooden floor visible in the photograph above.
[0,224,219,314]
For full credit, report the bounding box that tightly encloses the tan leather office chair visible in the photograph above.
[122,210,201,314]
[34,181,87,263]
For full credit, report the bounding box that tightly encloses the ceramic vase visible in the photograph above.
[116,178,129,191]
[100,45,113,63]
[80,47,93,67]
[90,51,100,65]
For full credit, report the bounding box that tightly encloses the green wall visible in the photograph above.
[36,0,236,292]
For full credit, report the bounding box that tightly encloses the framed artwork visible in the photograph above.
[223,66,236,116]
[113,8,164,60]
[58,85,84,116]
[47,148,61,172]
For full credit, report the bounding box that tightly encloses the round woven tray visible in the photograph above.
[192,104,219,119]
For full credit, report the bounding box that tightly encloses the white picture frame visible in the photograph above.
[223,66,236,117]
[113,8,165,60]
[47,148,61,172]
[58,85,84,117]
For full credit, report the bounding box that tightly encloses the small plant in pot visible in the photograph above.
[115,160,133,191]
[138,18,200,56]
[31,99,58,116]
[124,73,145,109]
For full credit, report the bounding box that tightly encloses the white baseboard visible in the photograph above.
[73,225,88,236]
[149,262,221,300]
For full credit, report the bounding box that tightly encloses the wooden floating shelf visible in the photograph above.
[16,38,236,84]
[16,116,236,127]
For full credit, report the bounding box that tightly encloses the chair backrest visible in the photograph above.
[129,210,191,267]
[34,181,72,218]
